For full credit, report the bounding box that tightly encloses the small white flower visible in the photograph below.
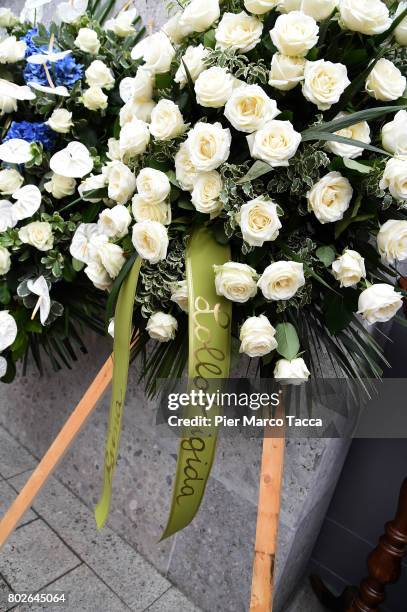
[0,310,17,352]
[270,11,319,57]
[50,142,93,179]
[75,28,100,55]
[98,205,132,240]
[170,280,188,313]
[105,8,138,37]
[274,358,310,384]
[150,100,186,141]
[0,246,11,275]
[377,220,407,265]
[131,32,175,74]
[307,172,353,224]
[119,118,150,160]
[382,111,407,156]
[0,139,33,164]
[186,122,232,172]
[358,284,402,325]
[44,174,76,200]
[247,120,301,167]
[258,261,305,301]
[215,11,263,53]
[19,221,54,252]
[136,168,171,204]
[85,60,115,90]
[175,45,209,88]
[239,315,278,358]
[146,312,178,342]
[27,276,51,325]
[269,54,306,92]
[46,108,73,134]
[195,67,235,109]
[366,58,406,102]
[225,84,279,133]
[303,60,350,110]
[0,36,27,64]
[379,157,407,202]
[239,198,282,246]
[179,0,220,33]
[12,185,42,221]
[56,0,88,23]
[332,249,366,288]
[0,169,23,195]
[132,220,169,264]
[339,0,391,36]
[102,161,136,205]
[191,171,223,216]
[70,223,102,264]
[214,262,258,303]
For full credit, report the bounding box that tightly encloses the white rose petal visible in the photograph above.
[107,138,121,161]
[215,11,263,53]
[326,113,371,159]
[247,120,301,167]
[50,142,93,178]
[120,99,156,126]
[46,108,73,134]
[74,27,99,54]
[132,220,169,264]
[303,60,350,110]
[191,171,223,216]
[358,284,402,324]
[366,59,406,102]
[214,261,258,303]
[270,11,319,57]
[88,234,126,279]
[225,84,280,133]
[0,36,26,64]
[258,261,305,301]
[70,223,102,264]
[382,111,407,156]
[0,246,11,275]
[146,312,178,342]
[102,161,136,205]
[0,310,17,352]
[131,32,175,74]
[82,86,108,111]
[162,13,193,44]
[78,174,106,202]
[19,221,54,251]
[239,197,282,246]
[395,1,407,46]
[170,280,188,313]
[175,45,209,88]
[105,8,138,37]
[119,118,150,160]
[132,196,171,225]
[175,142,200,191]
[307,171,353,224]
[377,219,407,265]
[301,0,338,21]
[12,185,41,220]
[119,67,153,103]
[98,205,132,240]
[274,357,310,383]
[339,0,391,35]
[0,169,23,195]
[150,100,186,141]
[239,315,278,358]
[85,260,112,291]
[269,53,306,91]
[332,249,366,288]
[379,157,407,201]
[179,0,220,33]
[244,0,279,15]
[136,168,171,204]
[0,139,33,164]
[195,67,235,109]
[186,122,231,172]
[85,60,115,90]
[0,8,18,28]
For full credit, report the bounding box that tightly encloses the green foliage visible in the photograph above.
[266,145,330,196]
[275,323,300,360]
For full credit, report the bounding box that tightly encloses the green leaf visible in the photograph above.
[177,198,195,210]
[343,158,373,174]
[275,322,300,360]
[335,213,375,239]
[302,131,389,156]
[303,105,406,137]
[0,282,11,305]
[155,72,172,90]
[72,257,85,272]
[204,29,216,49]
[105,252,141,323]
[166,170,181,188]
[316,245,336,267]
[324,292,357,335]
[238,160,273,183]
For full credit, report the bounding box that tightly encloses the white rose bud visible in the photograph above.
[270,12,319,57]
[332,249,366,288]
[224,84,279,133]
[105,8,138,37]
[85,261,112,291]
[301,0,338,21]
[216,11,263,53]
[379,157,407,202]
[179,0,220,33]
[239,197,282,246]
[78,174,107,203]
[0,168,23,195]
[175,142,200,191]
[239,315,278,358]
[150,100,186,141]
[162,13,193,44]
[120,99,155,126]
[244,0,279,15]
[358,284,402,325]
[119,118,150,160]
[82,86,108,111]
[186,122,232,172]
[175,45,209,88]
[303,60,350,110]
[44,173,76,199]
[132,220,169,264]
[339,0,391,35]
[274,358,310,383]
[0,36,26,64]
[195,67,235,109]
[136,168,171,204]
[365,59,406,102]
[75,28,100,55]
[0,246,11,275]
[0,8,18,28]
[258,261,305,301]
[395,1,407,46]
[131,32,175,75]
[326,113,371,159]
[102,161,136,205]
[269,54,306,92]
[214,262,258,303]
[18,221,54,251]
[88,234,125,279]
[307,172,353,224]
[247,120,301,167]
[191,171,223,216]
[147,312,178,342]
[85,60,115,90]
[132,196,171,225]
[46,108,73,134]
[170,280,188,313]
[377,220,407,265]
[98,205,132,240]
[382,111,407,156]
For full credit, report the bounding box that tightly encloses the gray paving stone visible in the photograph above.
[0,427,37,479]
[146,587,200,612]
[0,478,36,528]
[0,576,13,612]
[1,519,80,593]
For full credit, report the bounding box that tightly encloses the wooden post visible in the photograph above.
[250,402,285,612]
[0,355,113,549]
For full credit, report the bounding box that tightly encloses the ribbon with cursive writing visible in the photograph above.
[161,227,232,540]
[95,257,141,529]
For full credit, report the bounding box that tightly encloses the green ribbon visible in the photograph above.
[161,227,232,540]
[95,257,141,529]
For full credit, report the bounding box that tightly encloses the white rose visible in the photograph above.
[239,315,278,358]
[120,68,154,103]
[214,262,258,303]
[239,198,282,246]
[326,113,371,159]
[0,169,23,195]
[18,221,54,252]
[179,0,220,33]
[146,312,178,342]
[98,205,132,239]
[162,13,193,44]
[44,173,76,199]
[244,0,279,15]
[120,99,155,126]
[366,59,406,102]
[358,284,402,324]
[132,195,171,225]
[102,161,136,205]
[46,108,73,134]
[0,36,26,64]
[78,174,107,202]
[82,86,108,111]
[258,261,305,300]
[224,84,279,133]
[88,234,125,279]
[216,12,263,53]
[131,32,175,74]
[195,67,235,109]
[119,118,150,160]
[150,100,186,141]
[175,45,209,88]
[170,280,188,313]
[332,249,366,287]
[382,111,407,156]
[0,310,17,352]
[105,8,138,37]
[186,122,231,172]
[85,60,115,90]
[175,142,200,191]
[269,53,305,91]
[191,171,223,216]
[85,261,112,291]
[74,28,100,55]
[339,0,391,35]
[379,157,407,201]
[132,220,169,264]
[377,219,407,264]
[307,171,353,223]
[277,0,301,11]
[301,0,338,20]
[274,358,310,383]
[70,223,101,264]
[270,12,319,57]
[247,120,301,167]
[107,138,121,161]
[395,1,407,46]
[303,60,350,110]
[136,168,171,204]
[0,246,11,275]
[0,94,17,116]
[0,8,18,27]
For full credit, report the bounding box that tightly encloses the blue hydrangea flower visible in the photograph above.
[4,121,57,151]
